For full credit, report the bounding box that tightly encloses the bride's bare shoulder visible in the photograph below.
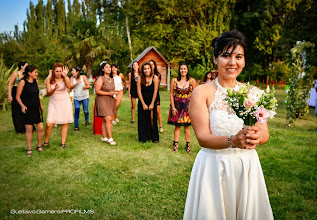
[194,81,216,93]
[192,81,216,107]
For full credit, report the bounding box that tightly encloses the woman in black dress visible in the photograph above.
[128,61,139,123]
[7,61,28,134]
[149,60,164,133]
[16,65,44,156]
[137,62,159,143]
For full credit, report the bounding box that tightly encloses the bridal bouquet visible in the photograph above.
[225,84,278,126]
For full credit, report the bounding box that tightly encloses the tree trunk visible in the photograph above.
[126,15,133,62]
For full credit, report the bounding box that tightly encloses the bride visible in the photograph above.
[183,30,274,220]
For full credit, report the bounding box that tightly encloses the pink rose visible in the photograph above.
[244,99,256,110]
[254,107,269,123]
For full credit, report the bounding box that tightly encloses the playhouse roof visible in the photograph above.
[127,46,171,68]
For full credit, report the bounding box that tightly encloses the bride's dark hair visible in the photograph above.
[212,30,247,58]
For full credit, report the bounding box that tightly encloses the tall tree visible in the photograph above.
[54,0,66,37]
[45,0,54,38]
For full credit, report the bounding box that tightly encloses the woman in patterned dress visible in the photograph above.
[168,62,197,153]
[95,61,117,145]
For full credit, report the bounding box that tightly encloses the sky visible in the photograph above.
[0,0,74,33]
[0,0,41,33]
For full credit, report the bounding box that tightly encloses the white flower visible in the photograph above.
[267,110,277,119]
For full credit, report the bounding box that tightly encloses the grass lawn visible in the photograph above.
[0,88,316,220]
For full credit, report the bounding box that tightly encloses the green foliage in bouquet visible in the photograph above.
[225,84,277,126]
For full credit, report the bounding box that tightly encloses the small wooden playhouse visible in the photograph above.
[127,46,172,89]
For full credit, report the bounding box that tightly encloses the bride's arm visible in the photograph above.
[189,85,250,150]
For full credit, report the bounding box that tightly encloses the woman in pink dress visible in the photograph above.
[43,63,73,149]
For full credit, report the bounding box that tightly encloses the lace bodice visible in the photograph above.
[208,78,244,136]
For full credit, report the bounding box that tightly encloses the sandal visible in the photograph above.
[36,146,43,152]
[101,137,109,142]
[74,127,79,132]
[185,142,191,153]
[172,141,178,152]
[159,127,164,133]
[60,144,67,149]
[42,141,49,147]
[107,138,117,146]
[26,149,32,157]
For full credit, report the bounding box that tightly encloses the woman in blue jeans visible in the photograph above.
[70,66,91,131]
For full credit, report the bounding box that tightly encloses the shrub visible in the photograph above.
[0,58,16,106]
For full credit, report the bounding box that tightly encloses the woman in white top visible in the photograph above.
[70,66,91,131]
[111,64,125,123]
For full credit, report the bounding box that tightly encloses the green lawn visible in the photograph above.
[0,89,316,220]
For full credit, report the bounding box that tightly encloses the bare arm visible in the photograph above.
[16,80,27,113]
[70,76,77,89]
[170,79,175,108]
[61,66,71,89]
[120,73,126,92]
[46,79,58,96]
[7,72,17,101]
[169,78,178,116]
[36,80,43,112]
[63,76,71,89]
[189,85,251,150]
[191,78,197,89]
[149,75,159,110]
[128,73,131,98]
[82,75,91,90]
[137,78,148,110]
[95,77,116,96]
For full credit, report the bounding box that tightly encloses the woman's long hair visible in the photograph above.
[50,62,63,84]
[18,62,27,70]
[140,62,153,86]
[203,71,211,82]
[23,65,37,80]
[93,61,113,79]
[149,60,161,81]
[131,61,139,77]
[73,66,81,79]
[111,64,119,76]
[177,62,190,81]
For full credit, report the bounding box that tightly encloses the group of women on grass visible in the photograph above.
[8,30,274,219]
[9,59,199,153]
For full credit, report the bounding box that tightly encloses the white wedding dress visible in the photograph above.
[183,78,274,220]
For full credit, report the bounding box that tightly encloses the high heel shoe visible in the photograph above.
[172,141,178,152]
[185,142,191,153]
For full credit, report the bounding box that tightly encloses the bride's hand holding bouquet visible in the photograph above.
[225,83,278,149]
